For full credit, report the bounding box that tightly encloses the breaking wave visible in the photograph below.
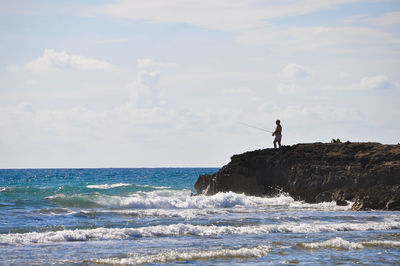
[86,183,131,189]
[2,218,400,245]
[300,237,364,250]
[92,245,270,264]
[300,237,400,250]
[89,209,229,219]
[47,190,352,211]
[363,240,400,247]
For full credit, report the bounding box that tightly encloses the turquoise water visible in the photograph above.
[1,168,400,265]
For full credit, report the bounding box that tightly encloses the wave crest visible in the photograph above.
[300,237,363,250]
[2,218,400,245]
[47,190,352,210]
[86,183,131,189]
[93,245,270,264]
[300,237,400,250]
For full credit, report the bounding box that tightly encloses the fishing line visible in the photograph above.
[239,122,273,133]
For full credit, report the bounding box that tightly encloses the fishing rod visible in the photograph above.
[239,122,274,133]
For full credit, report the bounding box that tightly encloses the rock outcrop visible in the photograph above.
[195,142,400,210]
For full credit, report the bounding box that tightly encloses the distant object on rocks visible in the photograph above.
[195,142,400,211]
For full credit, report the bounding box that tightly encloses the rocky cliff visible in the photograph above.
[195,142,400,210]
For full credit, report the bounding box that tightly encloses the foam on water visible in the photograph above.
[86,183,131,189]
[136,184,171,189]
[2,217,400,245]
[47,190,352,211]
[300,237,364,250]
[102,209,229,219]
[1,168,399,265]
[362,240,400,247]
[93,245,270,264]
[300,237,400,250]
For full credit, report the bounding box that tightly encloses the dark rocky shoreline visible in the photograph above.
[195,142,400,210]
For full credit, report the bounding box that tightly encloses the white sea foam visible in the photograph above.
[136,184,171,189]
[300,237,363,250]
[300,238,400,250]
[0,186,13,192]
[116,190,265,209]
[152,186,171,189]
[93,245,270,264]
[105,209,229,219]
[47,190,353,211]
[362,240,400,247]
[86,183,131,189]
[2,217,400,244]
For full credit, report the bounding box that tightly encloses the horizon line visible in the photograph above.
[0,166,221,170]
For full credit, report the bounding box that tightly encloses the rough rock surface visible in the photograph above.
[195,142,400,210]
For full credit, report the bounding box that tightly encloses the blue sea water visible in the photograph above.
[0,168,400,265]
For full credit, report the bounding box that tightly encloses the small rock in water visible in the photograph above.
[336,199,348,206]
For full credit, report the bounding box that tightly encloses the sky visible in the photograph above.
[1,0,399,168]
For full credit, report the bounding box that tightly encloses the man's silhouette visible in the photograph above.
[272,120,282,148]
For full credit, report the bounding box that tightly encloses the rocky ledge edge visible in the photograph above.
[195,142,400,211]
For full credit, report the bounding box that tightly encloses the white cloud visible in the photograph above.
[237,26,399,51]
[98,0,368,32]
[137,58,177,69]
[95,38,129,44]
[3,1,400,168]
[342,14,369,24]
[339,72,351,80]
[95,1,400,59]
[130,71,162,108]
[19,102,35,113]
[360,75,396,90]
[24,49,116,72]
[279,64,310,80]
[6,65,21,72]
[26,80,39,86]
[343,12,400,26]
[365,11,400,26]
[276,83,307,94]
[274,104,363,122]
[99,0,267,32]
[222,87,252,94]
[0,81,169,150]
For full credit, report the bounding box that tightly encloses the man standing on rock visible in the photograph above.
[272,120,282,148]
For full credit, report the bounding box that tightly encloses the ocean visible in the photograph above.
[0,168,399,265]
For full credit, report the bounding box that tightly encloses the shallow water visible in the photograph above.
[1,168,399,265]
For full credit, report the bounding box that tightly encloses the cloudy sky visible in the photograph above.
[1,0,399,168]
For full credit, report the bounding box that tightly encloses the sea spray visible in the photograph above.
[47,190,352,210]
